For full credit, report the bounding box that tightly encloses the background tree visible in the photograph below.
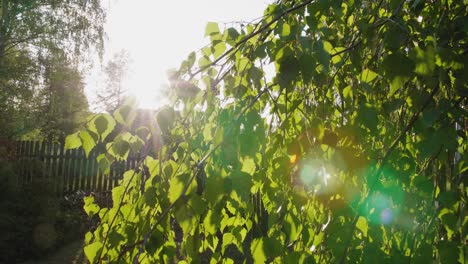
[96,50,131,113]
[70,0,467,263]
[0,48,39,138]
[37,49,90,142]
[0,0,105,139]
[0,0,105,64]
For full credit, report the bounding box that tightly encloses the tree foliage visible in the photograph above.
[0,0,105,62]
[0,48,40,137]
[72,0,467,263]
[96,50,131,113]
[0,0,105,138]
[37,49,90,142]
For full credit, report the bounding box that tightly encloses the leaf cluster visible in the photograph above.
[73,0,467,263]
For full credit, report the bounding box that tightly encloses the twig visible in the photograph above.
[190,0,314,77]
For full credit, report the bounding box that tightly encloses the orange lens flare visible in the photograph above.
[290,154,297,164]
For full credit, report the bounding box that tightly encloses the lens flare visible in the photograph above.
[290,154,297,164]
[380,208,394,225]
[364,193,400,225]
[298,158,339,195]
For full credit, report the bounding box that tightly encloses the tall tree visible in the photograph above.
[96,50,131,113]
[0,0,105,64]
[0,0,105,138]
[0,48,39,138]
[37,49,89,142]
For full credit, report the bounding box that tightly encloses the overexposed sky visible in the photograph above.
[85,0,272,110]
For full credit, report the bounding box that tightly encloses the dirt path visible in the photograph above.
[20,240,86,264]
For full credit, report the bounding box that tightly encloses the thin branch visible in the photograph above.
[190,0,314,77]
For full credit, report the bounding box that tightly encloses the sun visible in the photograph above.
[88,0,268,111]
[125,67,169,110]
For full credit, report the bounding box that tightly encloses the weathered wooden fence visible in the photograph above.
[14,141,141,194]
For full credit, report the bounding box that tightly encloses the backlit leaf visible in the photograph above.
[356,216,368,237]
[65,132,81,150]
[205,22,220,36]
[84,242,103,264]
[250,238,266,264]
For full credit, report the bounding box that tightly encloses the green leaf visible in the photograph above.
[168,173,184,204]
[299,54,315,81]
[203,124,213,141]
[97,154,110,174]
[412,175,434,198]
[356,216,368,237]
[314,41,330,72]
[279,55,299,84]
[198,56,211,68]
[213,42,227,59]
[343,85,353,99]
[83,196,100,217]
[84,242,103,264]
[284,213,301,242]
[112,185,125,205]
[263,236,283,259]
[144,187,157,206]
[358,103,378,132]
[250,238,266,264]
[79,130,97,157]
[163,160,177,178]
[229,171,252,202]
[360,68,378,83]
[87,114,116,141]
[222,233,237,254]
[83,204,101,217]
[284,252,301,263]
[108,139,130,161]
[236,57,249,71]
[281,22,291,37]
[438,210,457,239]
[95,116,109,137]
[145,229,164,255]
[175,204,197,235]
[65,132,82,150]
[411,46,436,76]
[188,193,207,215]
[157,107,176,134]
[241,157,255,175]
[214,126,224,145]
[108,231,124,247]
[203,210,221,235]
[146,157,160,177]
[114,104,136,128]
[204,176,224,204]
[382,52,414,95]
[205,22,220,36]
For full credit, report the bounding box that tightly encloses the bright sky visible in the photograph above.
[85,0,272,110]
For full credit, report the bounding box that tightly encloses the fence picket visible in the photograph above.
[12,140,145,194]
[50,143,59,193]
[42,142,50,183]
[78,149,86,190]
[56,144,65,195]
[28,141,32,183]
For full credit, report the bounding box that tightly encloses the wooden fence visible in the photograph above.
[14,141,141,194]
